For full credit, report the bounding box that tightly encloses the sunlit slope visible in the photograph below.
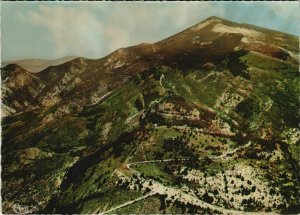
[1,16,299,213]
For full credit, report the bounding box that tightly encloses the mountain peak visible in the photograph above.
[189,16,223,32]
[205,16,223,21]
[1,13,299,215]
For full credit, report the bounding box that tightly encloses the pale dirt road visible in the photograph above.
[100,141,276,215]
[99,193,153,215]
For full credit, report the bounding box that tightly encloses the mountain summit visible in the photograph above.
[1,17,299,214]
[2,16,298,117]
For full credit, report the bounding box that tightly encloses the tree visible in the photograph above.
[181,203,187,213]
[213,189,219,195]
[159,197,167,211]
[182,167,188,176]
[202,192,214,204]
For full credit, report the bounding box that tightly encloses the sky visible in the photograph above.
[1,1,299,61]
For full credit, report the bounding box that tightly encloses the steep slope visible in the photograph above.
[1,17,299,214]
[3,17,298,118]
[1,64,45,117]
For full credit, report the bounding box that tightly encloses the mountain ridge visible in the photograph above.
[1,56,78,73]
[2,16,298,118]
[1,16,299,214]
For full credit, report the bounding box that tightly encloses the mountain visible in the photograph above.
[1,64,45,117]
[1,17,299,214]
[1,56,77,73]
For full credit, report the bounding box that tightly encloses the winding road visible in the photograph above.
[99,193,153,214]
[99,141,276,215]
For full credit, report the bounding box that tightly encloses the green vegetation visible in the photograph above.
[162,68,228,107]
[2,17,299,214]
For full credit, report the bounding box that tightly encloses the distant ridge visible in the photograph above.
[1,56,77,73]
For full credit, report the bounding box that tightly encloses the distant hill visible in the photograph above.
[2,56,77,73]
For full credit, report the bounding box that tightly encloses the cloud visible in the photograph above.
[8,2,297,61]
[267,1,299,16]
[15,2,224,59]
[25,6,104,58]
[258,2,299,35]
